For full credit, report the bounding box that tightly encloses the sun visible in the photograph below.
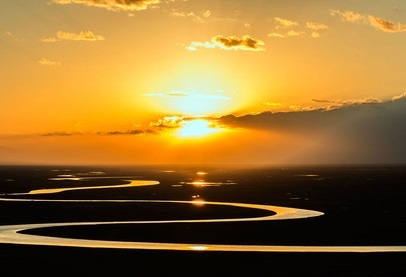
[176,119,223,138]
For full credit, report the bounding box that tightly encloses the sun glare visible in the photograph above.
[176,119,222,138]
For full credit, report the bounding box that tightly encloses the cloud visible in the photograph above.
[306,22,328,38]
[4,31,23,41]
[311,97,382,110]
[40,132,78,136]
[170,10,203,23]
[263,97,383,113]
[330,10,365,23]
[368,16,406,32]
[103,129,157,135]
[267,32,285,38]
[220,96,395,130]
[268,30,305,38]
[150,115,184,128]
[331,9,406,33]
[170,9,210,23]
[265,102,283,107]
[149,116,224,134]
[39,128,157,136]
[392,91,406,101]
[288,105,319,112]
[269,19,328,39]
[274,17,298,29]
[187,35,265,51]
[218,96,406,164]
[143,90,230,100]
[52,0,160,12]
[203,10,211,18]
[306,22,329,31]
[43,31,105,42]
[310,32,320,38]
[286,30,304,37]
[39,58,61,66]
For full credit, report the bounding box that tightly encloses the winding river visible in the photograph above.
[1,177,405,253]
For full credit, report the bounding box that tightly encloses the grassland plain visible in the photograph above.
[0,165,405,276]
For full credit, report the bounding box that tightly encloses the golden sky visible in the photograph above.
[1,0,406,165]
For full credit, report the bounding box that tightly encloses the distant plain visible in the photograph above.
[0,165,405,276]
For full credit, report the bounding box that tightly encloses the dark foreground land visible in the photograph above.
[0,243,404,276]
[0,164,405,276]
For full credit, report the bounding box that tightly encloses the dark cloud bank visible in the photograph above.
[219,98,406,164]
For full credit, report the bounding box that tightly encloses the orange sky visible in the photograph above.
[1,0,406,165]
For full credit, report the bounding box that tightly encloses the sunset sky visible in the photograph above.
[1,0,406,166]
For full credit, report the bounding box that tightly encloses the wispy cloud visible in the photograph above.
[43,31,105,42]
[39,128,157,136]
[265,102,283,107]
[306,22,329,38]
[187,35,265,51]
[143,90,230,100]
[4,31,24,41]
[101,129,157,135]
[38,58,61,66]
[330,10,365,23]
[368,16,406,32]
[51,0,160,12]
[267,32,284,38]
[306,22,329,31]
[268,30,305,38]
[274,17,299,29]
[40,131,79,136]
[266,97,382,112]
[392,91,406,101]
[311,97,382,110]
[269,18,328,39]
[150,115,184,128]
[170,9,210,23]
[331,9,406,33]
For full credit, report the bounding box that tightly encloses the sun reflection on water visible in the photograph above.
[188,245,208,251]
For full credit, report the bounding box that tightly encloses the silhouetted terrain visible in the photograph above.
[0,165,405,276]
